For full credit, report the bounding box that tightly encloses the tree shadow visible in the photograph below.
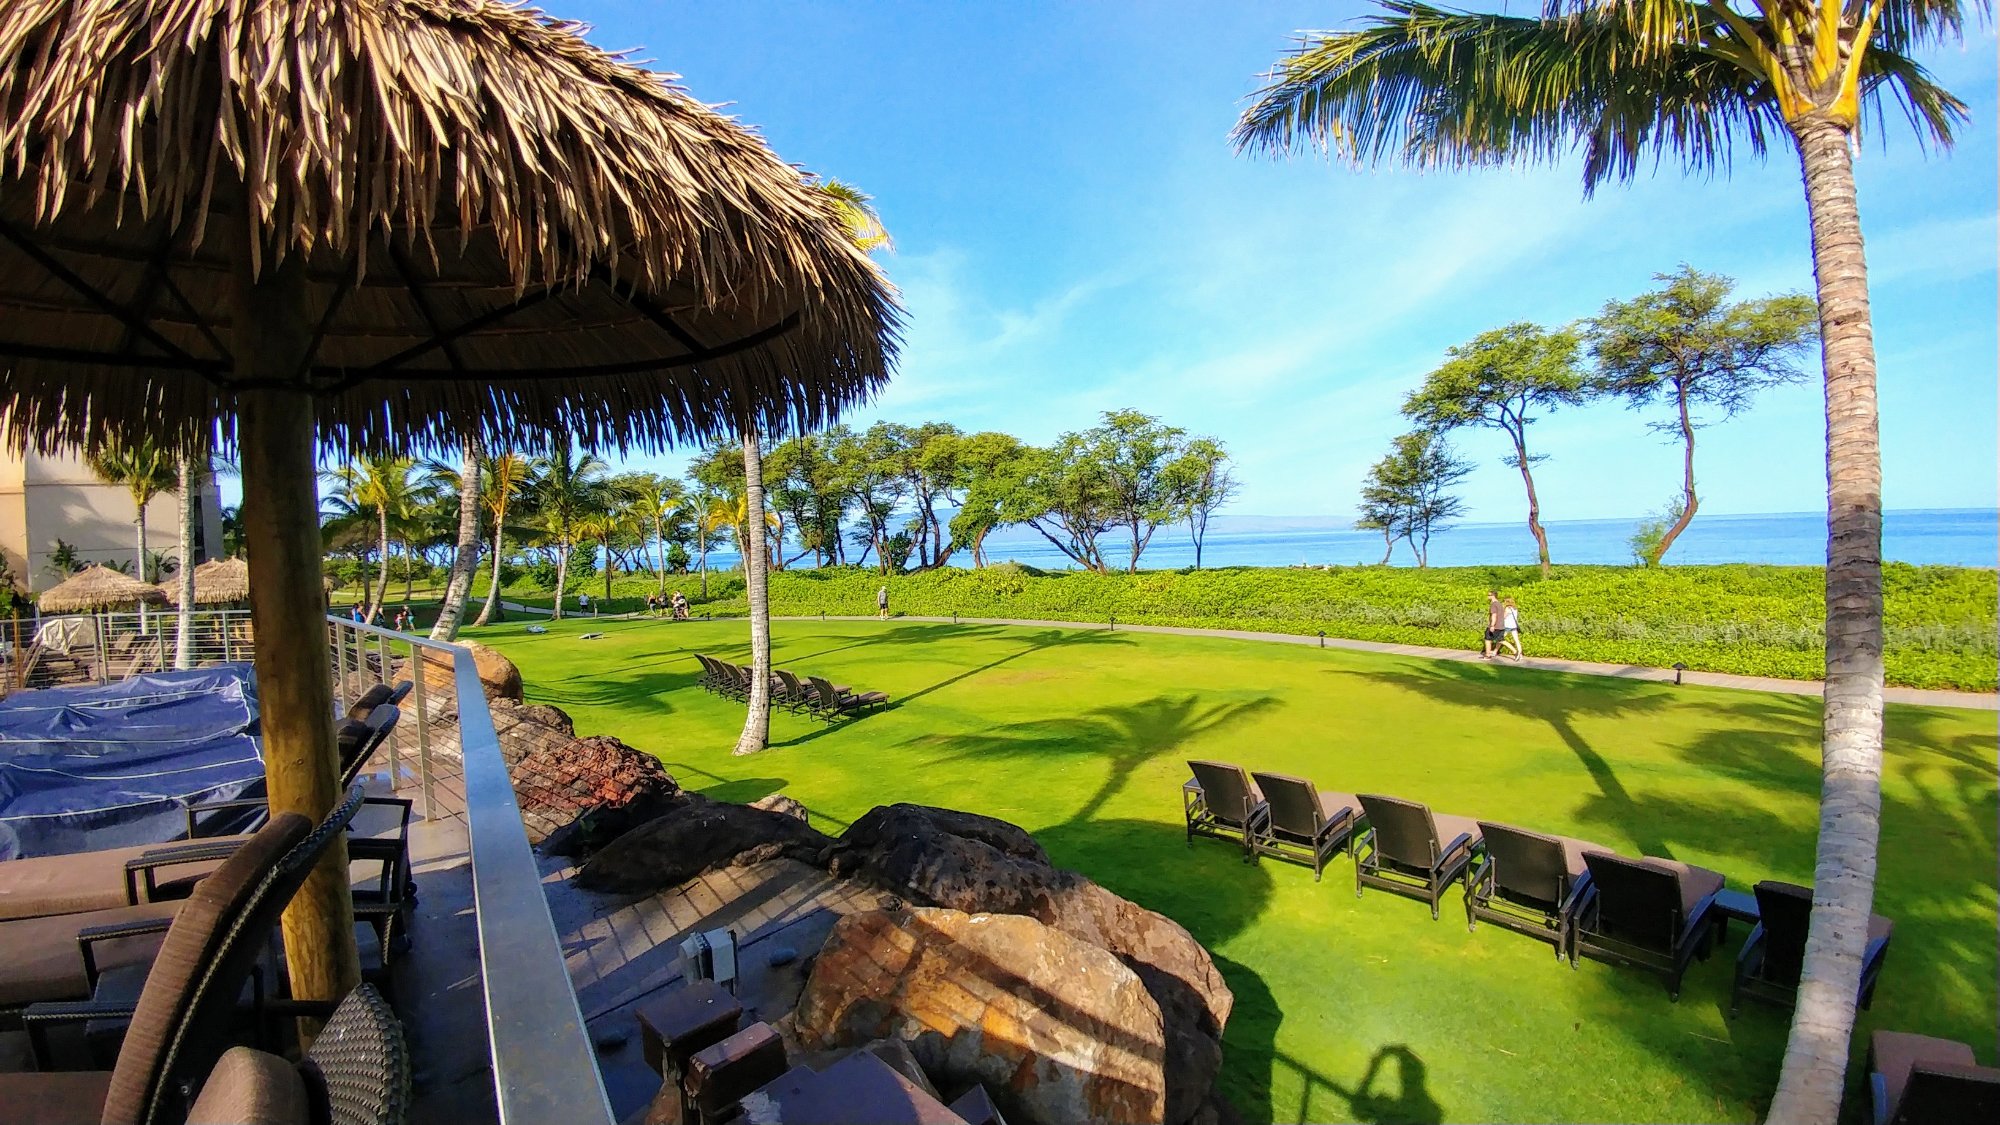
[895,626,1137,708]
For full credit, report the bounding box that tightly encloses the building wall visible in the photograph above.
[0,447,226,595]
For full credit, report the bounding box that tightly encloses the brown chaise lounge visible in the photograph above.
[1183,761,1269,861]
[1466,821,1609,958]
[807,676,888,719]
[1247,772,1357,881]
[1353,795,1482,920]
[1732,879,1892,1017]
[1569,850,1726,999]
[1868,1030,2000,1125]
[0,788,364,1122]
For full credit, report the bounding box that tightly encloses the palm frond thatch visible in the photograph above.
[160,556,249,605]
[38,563,170,612]
[0,0,900,456]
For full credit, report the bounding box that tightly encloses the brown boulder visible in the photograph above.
[508,732,678,849]
[463,640,523,702]
[576,793,834,893]
[825,804,1229,1125]
[796,907,1166,1125]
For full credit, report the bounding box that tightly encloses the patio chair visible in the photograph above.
[1570,851,1726,999]
[1868,1030,2000,1125]
[807,676,888,720]
[1183,761,1268,861]
[693,655,727,694]
[1465,821,1608,958]
[1246,772,1357,881]
[772,670,813,712]
[0,787,365,1124]
[1731,879,1893,1017]
[1353,795,1482,920]
[343,681,411,723]
[182,984,409,1125]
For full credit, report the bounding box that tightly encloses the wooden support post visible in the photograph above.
[235,250,361,1024]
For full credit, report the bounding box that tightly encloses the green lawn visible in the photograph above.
[464,616,1997,1124]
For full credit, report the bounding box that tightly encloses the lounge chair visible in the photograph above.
[1731,879,1892,1017]
[344,680,412,723]
[0,788,365,1123]
[1570,851,1726,999]
[772,670,814,712]
[807,676,887,719]
[0,707,400,923]
[1247,772,1357,880]
[1353,795,1482,920]
[1466,821,1608,958]
[184,985,410,1125]
[1183,761,1268,861]
[694,655,730,695]
[1868,1030,2000,1125]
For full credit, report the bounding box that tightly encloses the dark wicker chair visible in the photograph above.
[1183,761,1268,861]
[1247,772,1356,881]
[1466,821,1606,958]
[343,681,411,724]
[807,676,888,720]
[1353,795,1482,920]
[772,669,811,712]
[184,985,410,1125]
[1570,851,1725,999]
[1731,879,1892,1017]
[1869,1030,2000,1125]
[0,787,366,1124]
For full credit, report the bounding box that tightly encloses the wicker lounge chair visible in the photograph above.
[807,676,887,720]
[1466,821,1608,958]
[1247,772,1357,880]
[1183,761,1269,861]
[0,788,365,1123]
[1353,795,1482,920]
[772,670,814,712]
[1731,879,1892,1017]
[1570,851,1726,999]
[184,985,410,1125]
[1868,1030,2000,1125]
[344,680,411,723]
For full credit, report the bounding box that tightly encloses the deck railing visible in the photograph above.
[326,616,615,1125]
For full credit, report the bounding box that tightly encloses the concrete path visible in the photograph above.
[778,614,1998,711]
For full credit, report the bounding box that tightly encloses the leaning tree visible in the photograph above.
[1233,2,1982,1117]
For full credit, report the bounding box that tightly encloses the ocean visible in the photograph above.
[761,509,1994,571]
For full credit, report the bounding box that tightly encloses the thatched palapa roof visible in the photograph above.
[39,564,170,612]
[0,0,900,456]
[161,557,250,606]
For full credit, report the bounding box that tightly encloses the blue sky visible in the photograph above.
[347,3,2000,522]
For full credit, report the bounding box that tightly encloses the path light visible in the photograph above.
[1673,662,1688,685]
[1318,630,1326,648]
[1109,614,1116,631]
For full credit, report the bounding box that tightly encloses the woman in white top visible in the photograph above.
[1501,597,1523,660]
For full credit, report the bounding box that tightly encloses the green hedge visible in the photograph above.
[760,563,1997,692]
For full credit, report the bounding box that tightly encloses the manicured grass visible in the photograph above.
[468,616,1996,1124]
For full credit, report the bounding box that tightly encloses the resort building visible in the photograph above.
[0,446,224,594]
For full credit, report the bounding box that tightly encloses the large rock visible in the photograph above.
[576,793,834,893]
[509,732,679,849]
[796,907,1166,1125]
[463,640,523,702]
[825,804,1229,1125]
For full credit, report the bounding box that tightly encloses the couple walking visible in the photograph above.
[1483,591,1523,660]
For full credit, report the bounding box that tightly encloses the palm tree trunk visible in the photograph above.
[1653,386,1701,563]
[473,498,508,627]
[367,506,390,624]
[174,459,196,668]
[734,430,773,755]
[431,440,482,641]
[401,541,414,602]
[654,515,669,594]
[1765,117,1886,1125]
[134,494,153,633]
[552,542,570,621]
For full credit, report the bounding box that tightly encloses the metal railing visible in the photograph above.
[1,608,255,694]
[325,616,615,1125]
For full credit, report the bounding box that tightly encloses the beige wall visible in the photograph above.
[0,447,225,594]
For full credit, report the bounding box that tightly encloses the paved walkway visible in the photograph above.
[499,602,1993,710]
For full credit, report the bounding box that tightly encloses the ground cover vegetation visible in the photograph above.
[465,616,1998,1124]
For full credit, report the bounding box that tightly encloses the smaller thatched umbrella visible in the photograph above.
[160,557,250,607]
[38,564,169,613]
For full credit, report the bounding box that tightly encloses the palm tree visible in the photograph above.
[325,455,417,624]
[472,449,532,627]
[172,450,205,668]
[693,491,730,599]
[88,436,178,630]
[619,474,685,594]
[426,439,483,640]
[1231,4,1978,1117]
[526,446,610,621]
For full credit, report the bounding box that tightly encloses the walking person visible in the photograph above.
[1501,597,1524,660]
[577,590,591,616]
[877,584,890,620]
[1481,591,1502,658]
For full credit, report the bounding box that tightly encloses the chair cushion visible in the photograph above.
[0,841,239,922]
[1868,914,1894,945]
[1557,837,1611,880]
[0,900,180,1007]
[1873,1030,1977,1117]
[1431,813,1484,852]
[1318,791,1359,824]
[1638,858,1725,915]
[0,1069,113,1123]
[187,1047,308,1125]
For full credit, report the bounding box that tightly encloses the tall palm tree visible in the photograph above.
[426,439,483,640]
[325,455,417,624]
[472,449,532,627]
[172,450,205,668]
[89,436,178,631]
[1231,4,1979,1118]
[693,490,730,599]
[527,446,610,621]
[619,473,684,594]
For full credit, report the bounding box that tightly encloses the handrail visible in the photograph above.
[326,616,614,1125]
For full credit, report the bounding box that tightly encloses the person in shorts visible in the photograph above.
[1482,591,1503,658]
[877,584,890,619]
[1501,597,1523,660]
